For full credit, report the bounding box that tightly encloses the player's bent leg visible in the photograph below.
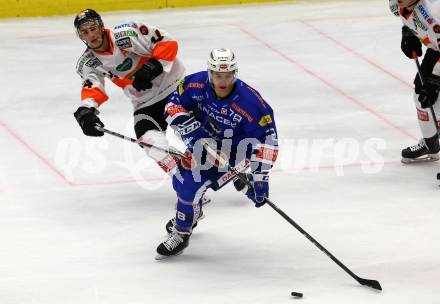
[164,170,211,234]
[134,100,181,175]
[156,171,212,259]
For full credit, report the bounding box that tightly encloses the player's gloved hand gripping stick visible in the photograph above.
[95,125,382,291]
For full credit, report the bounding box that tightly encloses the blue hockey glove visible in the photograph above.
[177,116,209,151]
[246,172,269,208]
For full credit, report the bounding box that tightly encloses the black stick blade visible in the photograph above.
[358,278,382,291]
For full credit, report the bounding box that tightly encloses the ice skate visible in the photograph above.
[401,138,440,164]
[155,231,190,260]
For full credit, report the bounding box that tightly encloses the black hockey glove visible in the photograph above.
[401,26,422,59]
[74,106,104,136]
[132,58,164,91]
[418,74,440,108]
[414,48,440,93]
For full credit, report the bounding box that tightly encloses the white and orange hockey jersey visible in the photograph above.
[390,0,440,52]
[76,21,185,111]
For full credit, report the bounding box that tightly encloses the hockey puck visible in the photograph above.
[291,291,303,298]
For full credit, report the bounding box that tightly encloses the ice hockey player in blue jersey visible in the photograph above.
[156,48,279,259]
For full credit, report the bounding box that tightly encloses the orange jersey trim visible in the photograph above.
[152,41,178,61]
[422,36,431,45]
[81,87,109,105]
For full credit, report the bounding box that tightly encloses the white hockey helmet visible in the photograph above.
[207,48,238,74]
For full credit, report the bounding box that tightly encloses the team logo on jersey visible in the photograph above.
[116,58,133,72]
[140,25,149,35]
[221,108,228,115]
[258,114,273,127]
[434,24,440,33]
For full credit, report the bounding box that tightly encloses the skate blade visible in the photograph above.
[155,249,185,260]
[401,154,440,164]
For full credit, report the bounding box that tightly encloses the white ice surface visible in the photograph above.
[1,1,440,303]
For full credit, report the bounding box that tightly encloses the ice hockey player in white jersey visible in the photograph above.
[73,9,185,174]
[390,0,440,163]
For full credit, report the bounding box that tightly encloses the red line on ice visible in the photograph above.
[234,25,417,141]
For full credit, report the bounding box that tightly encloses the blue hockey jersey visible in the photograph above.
[165,71,278,172]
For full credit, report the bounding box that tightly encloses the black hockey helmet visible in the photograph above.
[74,9,104,33]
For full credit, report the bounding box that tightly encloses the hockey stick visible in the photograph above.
[414,55,439,133]
[201,141,382,291]
[95,126,184,159]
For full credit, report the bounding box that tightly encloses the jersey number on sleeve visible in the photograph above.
[151,29,164,43]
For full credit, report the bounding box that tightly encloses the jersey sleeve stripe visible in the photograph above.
[81,87,109,105]
[152,41,178,61]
